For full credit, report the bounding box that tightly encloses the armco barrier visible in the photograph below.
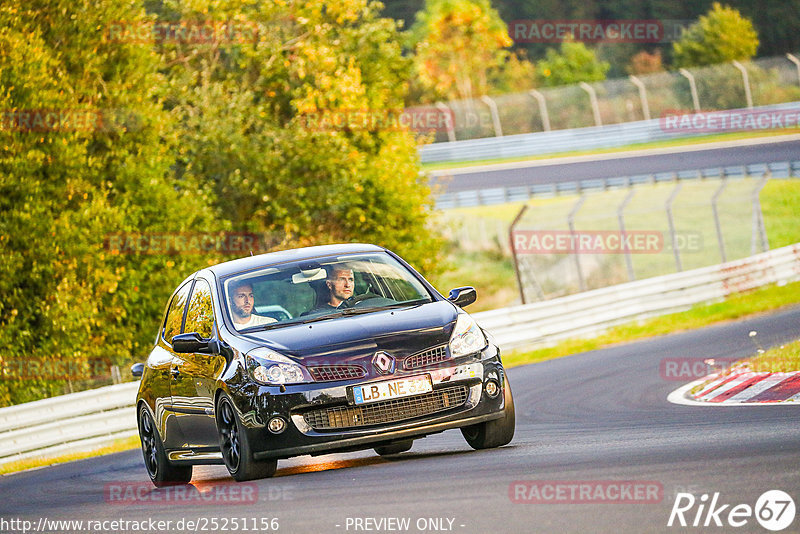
[419,102,800,164]
[1,243,799,464]
[0,382,138,465]
[476,243,800,350]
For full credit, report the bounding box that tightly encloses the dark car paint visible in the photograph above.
[136,244,508,466]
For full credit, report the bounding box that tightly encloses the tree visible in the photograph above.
[407,0,533,102]
[627,50,664,75]
[536,40,610,87]
[157,0,443,274]
[0,0,222,405]
[672,3,759,68]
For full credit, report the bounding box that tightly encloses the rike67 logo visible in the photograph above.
[668,490,796,531]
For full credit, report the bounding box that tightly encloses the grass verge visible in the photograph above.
[503,280,800,369]
[743,339,800,372]
[0,435,140,476]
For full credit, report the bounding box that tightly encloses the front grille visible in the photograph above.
[308,365,367,382]
[301,384,469,430]
[404,345,448,370]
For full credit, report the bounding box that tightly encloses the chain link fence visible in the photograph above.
[417,54,800,143]
[441,166,798,303]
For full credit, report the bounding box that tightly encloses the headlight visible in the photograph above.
[246,347,307,385]
[449,314,487,357]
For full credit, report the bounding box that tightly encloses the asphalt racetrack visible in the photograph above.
[2,306,799,534]
[430,138,800,193]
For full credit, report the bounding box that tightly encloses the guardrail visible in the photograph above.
[434,160,800,210]
[0,382,138,465]
[476,243,800,350]
[419,102,800,164]
[2,242,799,465]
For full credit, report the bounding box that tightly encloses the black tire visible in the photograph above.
[374,440,413,456]
[461,378,515,450]
[216,394,277,482]
[138,405,192,487]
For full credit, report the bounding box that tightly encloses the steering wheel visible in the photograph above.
[344,293,374,307]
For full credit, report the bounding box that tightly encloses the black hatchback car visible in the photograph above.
[134,244,514,485]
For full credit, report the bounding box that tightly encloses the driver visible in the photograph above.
[229,281,277,328]
[318,265,355,310]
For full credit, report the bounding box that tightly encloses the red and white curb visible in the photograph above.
[668,370,800,406]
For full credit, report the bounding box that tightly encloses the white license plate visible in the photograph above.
[353,375,432,405]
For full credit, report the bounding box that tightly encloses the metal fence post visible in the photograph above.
[528,89,551,131]
[568,195,587,291]
[666,183,683,272]
[679,68,701,112]
[435,102,456,142]
[617,188,637,281]
[711,178,728,263]
[509,205,529,304]
[480,95,503,137]
[629,75,651,121]
[787,53,800,86]
[579,82,602,127]
[751,174,770,254]
[732,60,754,109]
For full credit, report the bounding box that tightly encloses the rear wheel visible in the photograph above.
[374,440,413,456]
[216,394,277,482]
[461,379,515,450]
[138,405,192,487]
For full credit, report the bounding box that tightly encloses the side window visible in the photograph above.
[163,281,192,344]
[184,279,215,339]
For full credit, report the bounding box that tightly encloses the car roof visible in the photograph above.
[200,243,387,278]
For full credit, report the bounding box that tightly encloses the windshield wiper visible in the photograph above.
[341,299,431,315]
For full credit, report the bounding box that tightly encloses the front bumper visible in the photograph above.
[235,345,507,460]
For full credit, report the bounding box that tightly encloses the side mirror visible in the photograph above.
[171,332,212,354]
[447,286,477,308]
[131,362,145,378]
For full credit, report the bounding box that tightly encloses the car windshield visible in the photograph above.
[222,252,434,332]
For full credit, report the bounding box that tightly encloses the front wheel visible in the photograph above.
[216,393,277,482]
[138,405,192,487]
[461,378,515,450]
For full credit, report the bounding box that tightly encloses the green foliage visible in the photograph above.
[673,2,759,68]
[0,0,443,406]
[159,0,443,275]
[536,40,610,87]
[0,0,224,406]
[407,0,533,102]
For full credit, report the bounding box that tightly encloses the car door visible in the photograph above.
[157,279,193,450]
[170,277,226,449]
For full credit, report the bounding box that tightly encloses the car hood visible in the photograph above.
[241,300,459,365]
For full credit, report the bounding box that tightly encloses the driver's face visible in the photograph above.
[327,269,354,306]
[231,284,255,321]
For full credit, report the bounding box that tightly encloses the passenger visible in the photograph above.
[229,281,276,328]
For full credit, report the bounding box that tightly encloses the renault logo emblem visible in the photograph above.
[373,351,395,375]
